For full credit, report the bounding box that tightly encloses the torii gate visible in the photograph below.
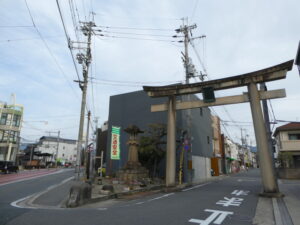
[143,60,293,195]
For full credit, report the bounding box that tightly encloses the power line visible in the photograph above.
[0,35,63,43]
[99,30,175,38]
[24,0,79,99]
[0,25,34,28]
[57,0,81,82]
[190,0,199,22]
[96,25,174,32]
[24,0,36,26]
[95,34,176,43]
[92,77,182,85]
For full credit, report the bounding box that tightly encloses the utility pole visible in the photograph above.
[90,117,98,181]
[85,111,91,180]
[74,21,94,180]
[175,18,197,183]
[55,130,60,168]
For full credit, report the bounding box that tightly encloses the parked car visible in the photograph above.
[0,161,19,174]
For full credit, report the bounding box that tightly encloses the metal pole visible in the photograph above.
[166,96,176,187]
[248,82,279,194]
[55,131,60,168]
[85,111,91,180]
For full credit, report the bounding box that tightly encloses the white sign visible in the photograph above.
[189,209,233,225]
[231,190,249,196]
[216,197,243,207]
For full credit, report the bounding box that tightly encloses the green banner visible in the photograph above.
[111,126,121,160]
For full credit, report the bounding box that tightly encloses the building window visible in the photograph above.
[200,108,203,116]
[5,114,12,126]
[12,115,21,127]
[0,113,8,125]
[288,133,300,140]
[0,130,4,142]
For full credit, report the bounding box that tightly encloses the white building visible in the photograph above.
[0,101,23,161]
[36,136,77,164]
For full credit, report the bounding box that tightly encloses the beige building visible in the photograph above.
[0,102,23,161]
[274,122,300,168]
[211,115,223,175]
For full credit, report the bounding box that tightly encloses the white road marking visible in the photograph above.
[182,183,211,192]
[135,201,145,205]
[216,197,243,207]
[10,176,74,209]
[10,194,36,209]
[231,190,249,196]
[0,169,68,187]
[147,193,174,202]
[237,178,257,182]
[97,208,108,210]
[189,209,233,225]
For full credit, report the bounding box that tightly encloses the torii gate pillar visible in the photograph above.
[248,82,279,194]
[166,96,176,187]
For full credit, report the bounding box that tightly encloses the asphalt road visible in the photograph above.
[0,169,75,225]
[1,169,263,225]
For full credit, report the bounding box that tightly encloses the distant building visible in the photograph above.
[211,115,223,176]
[35,136,77,164]
[106,90,213,182]
[274,122,300,168]
[0,101,23,161]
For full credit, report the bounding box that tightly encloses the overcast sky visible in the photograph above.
[0,0,299,145]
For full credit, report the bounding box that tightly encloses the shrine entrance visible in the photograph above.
[143,60,293,195]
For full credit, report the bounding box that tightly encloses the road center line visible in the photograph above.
[182,183,211,192]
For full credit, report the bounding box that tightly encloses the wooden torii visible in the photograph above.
[143,60,293,196]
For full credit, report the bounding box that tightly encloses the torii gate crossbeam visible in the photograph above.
[143,60,293,196]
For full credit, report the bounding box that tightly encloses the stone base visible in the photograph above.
[117,166,148,183]
[259,192,285,198]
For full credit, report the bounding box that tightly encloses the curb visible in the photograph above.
[85,175,228,205]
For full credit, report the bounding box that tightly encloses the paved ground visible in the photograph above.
[1,168,299,225]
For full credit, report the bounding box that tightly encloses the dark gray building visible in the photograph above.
[106,90,213,182]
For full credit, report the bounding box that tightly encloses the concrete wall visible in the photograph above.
[277,168,300,179]
[192,155,211,182]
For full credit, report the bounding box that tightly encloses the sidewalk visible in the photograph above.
[253,179,300,225]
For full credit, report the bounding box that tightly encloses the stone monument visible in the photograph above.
[117,125,148,183]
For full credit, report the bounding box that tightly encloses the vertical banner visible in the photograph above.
[110,126,121,160]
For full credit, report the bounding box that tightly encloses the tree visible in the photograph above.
[138,124,167,178]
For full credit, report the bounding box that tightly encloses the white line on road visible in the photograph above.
[0,169,70,187]
[182,183,211,192]
[97,208,108,210]
[147,193,174,202]
[10,194,36,209]
[10,176,74,209]
[135,201,145,205]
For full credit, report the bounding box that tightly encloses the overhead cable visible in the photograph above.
[96,25,174,32]
[56,0,81,82]
[96,34,176,43]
